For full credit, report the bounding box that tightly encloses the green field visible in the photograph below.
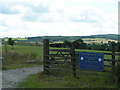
[2,45,43,69]
[82,38,111,41]
[2,45,119,70]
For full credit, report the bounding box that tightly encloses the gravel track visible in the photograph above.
[2,66,43,88]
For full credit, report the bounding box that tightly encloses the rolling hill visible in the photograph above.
[2,34,120,43]
[26,34,119,42]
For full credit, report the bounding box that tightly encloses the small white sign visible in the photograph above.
[98,58,102,62]
[81,57,84,60]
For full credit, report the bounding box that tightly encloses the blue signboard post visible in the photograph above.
[80,52,104,71]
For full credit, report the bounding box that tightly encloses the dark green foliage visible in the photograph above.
[63,40,72,47]
[50,38,120,52]
[72,39,87,49]
[62,39,87,49]
[87,41,120,52]
[90,43,108,51]
[75,39,84,43]
[8,38,14,46]
[117,42,120,52]
[50,43,64,47]
[108,41,120,52]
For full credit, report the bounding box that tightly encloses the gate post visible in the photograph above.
[43,39,49,75]
[70,44,76,78]
[112,50,115,67]
[111,44,115,67]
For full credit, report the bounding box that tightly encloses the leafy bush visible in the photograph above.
[8,38,14,46]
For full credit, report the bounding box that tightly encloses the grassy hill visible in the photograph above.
[26,34,119,42]
[91,34,120,40]
[2,34,119,43]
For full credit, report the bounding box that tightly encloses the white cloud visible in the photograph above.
[0,0,118,38]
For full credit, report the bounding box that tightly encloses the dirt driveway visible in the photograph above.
[2,66,43,88]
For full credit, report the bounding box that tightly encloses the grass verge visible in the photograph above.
[19,70,118,88]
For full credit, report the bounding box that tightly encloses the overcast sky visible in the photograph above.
[0,0,119,38]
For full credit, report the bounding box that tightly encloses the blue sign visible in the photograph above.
[80,52,104,71]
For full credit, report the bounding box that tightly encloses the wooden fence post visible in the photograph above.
[43,39,49,75]
[111,50,115,67]
[70,44,76,78]
[111,43,116,67]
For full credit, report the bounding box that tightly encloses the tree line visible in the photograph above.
[50,39,120,52]
[6,38,120,52]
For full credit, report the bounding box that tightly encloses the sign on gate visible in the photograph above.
[79,52,104,71]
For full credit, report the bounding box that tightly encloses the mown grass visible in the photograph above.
[19,70,118,88]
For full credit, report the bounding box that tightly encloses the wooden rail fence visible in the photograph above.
[43,39,120,77]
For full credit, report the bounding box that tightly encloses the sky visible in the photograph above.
[0,0,119,38]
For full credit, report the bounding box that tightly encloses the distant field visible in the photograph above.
[83,38,118,43]
[50,38,118,44]
[4,38,27,41]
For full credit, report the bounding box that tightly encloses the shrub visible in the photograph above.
[8,38,14,46]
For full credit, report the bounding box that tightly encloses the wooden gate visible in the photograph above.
[43,39,76,77]
[43,39,120,77]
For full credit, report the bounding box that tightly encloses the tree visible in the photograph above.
[72,41,80,49]
[63,40,72,47]
[108,41,116,51]
[8,38,14,46]
[75,39,83,43]
[72,39,87,49]
[116,42,120,52]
